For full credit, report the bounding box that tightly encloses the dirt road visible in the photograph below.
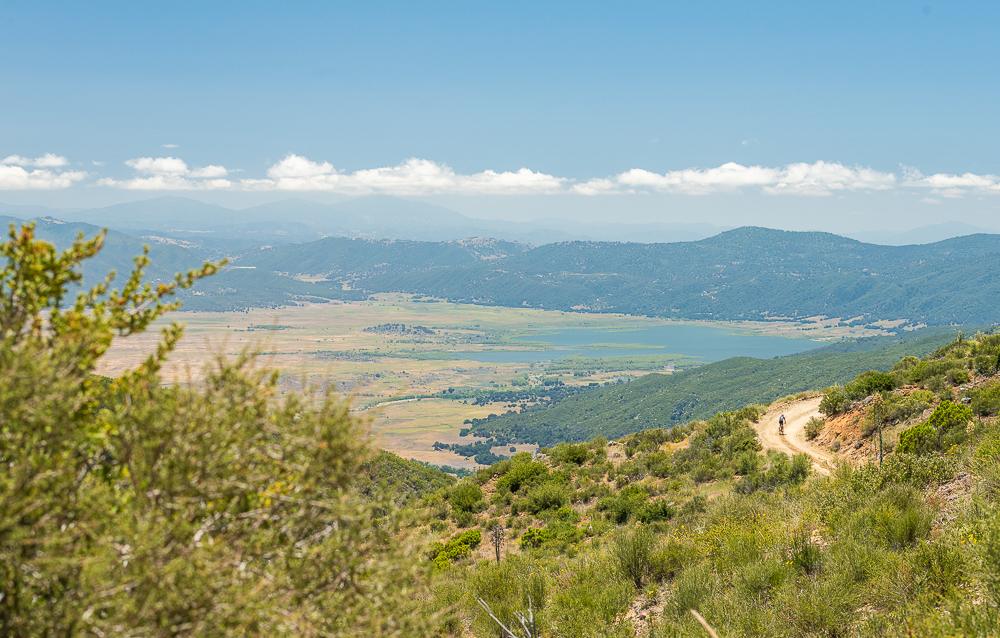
[754,396,837,476]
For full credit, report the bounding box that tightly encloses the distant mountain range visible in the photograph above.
[4,195,995,249]
[0,196,728,253]
[4,198,1000,325]
[843,222,998,246]
[0,215,208,287]
[274,227,1000,326]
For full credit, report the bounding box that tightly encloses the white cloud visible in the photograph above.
[0,165,88,190]
[126,156,189,175]
[162,144,179,148]
[1,153,69,168]
[266,154,334,179]
[102,157,232,190]
[901,166,1000,197]
[97,175,232,191]
[573,161,895,196]
[92,160,104,166]
[189,164,228,178]
[44,152,1000,200]
[242,154,567,195]
[0,152,85,189]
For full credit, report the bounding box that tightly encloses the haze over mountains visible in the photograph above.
[5,195,996,252]
[0,196,727,253]
[4,195,1000,325]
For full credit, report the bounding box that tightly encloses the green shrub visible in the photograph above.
[470,557,546,637]
[947,367,971,385]
[665,564,717,619]
[453,510,475,528]
[845,370,897,400]
[428,529,482,568]
[891,356,921,373]
[548,560,632,634]
[911,540,966,598]
[650,537,700,583]
[982,514,1000,609]
[847,452,957,489]
[735,450,761,475]
[883,390,934,423]
[597,485,649,524]
[966,381,1000,416]
[692,462,716,484]
[805,417,824,440]
[735,560,790,600]
[790,532,822,574]
[518,527,552,549]
[679,495,707,516]
[819,389,851,416]
[551,442,590,465]
[897,400,972,455]
[495,459,549,494]
[612,526,656,589]
[926,374,948,395]
[973,354,997,375]
[781,574,858,636]
[615,459,648,481]
[450,482,485,512]
[636,499,676,524]
[846,485,932,550]
[908,359,966,384]
[897,421,939,455]
[522,482,569,514]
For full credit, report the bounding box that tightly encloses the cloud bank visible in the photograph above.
[0,154,88,190]
[97,156,231,190]
[901,166,1000,198]
[241,155,568,195]
[4,151,1000,199]
[574,161,897,196]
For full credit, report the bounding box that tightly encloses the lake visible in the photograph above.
[449,324,822,364]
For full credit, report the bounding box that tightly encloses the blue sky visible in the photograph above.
[2,1,999,230]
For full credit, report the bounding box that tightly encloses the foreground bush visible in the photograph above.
[0,224,436,636]
[897,401,973,455]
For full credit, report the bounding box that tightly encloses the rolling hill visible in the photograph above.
[354,227,1000,325]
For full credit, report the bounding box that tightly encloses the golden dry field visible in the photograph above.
[96,294,885,468]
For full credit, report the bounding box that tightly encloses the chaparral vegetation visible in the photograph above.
[3,224,1000,637]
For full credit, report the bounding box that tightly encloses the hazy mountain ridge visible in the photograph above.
[236,236,533,280]
[7,201,1000,321]
[23,196,729,248]
[354,227,1000,325]
[0,215,208,286]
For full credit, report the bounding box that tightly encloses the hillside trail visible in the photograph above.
[754,396,836,476]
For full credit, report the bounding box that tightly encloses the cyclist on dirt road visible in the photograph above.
[778,414,785,435]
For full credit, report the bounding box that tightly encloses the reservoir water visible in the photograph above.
[449,324,822,364]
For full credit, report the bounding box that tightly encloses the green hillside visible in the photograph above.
[176,267,367,311]
[461,330,959,447]
[357,227,1000,325]
[419,336,1000,637]
[238,236,531,278]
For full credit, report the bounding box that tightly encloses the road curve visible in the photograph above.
[754,396,836,476]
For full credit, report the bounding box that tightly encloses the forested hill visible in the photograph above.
[460,330,958,446]
[240,236,531,279]
[1,215,207,285]
[354,227,1000,325]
